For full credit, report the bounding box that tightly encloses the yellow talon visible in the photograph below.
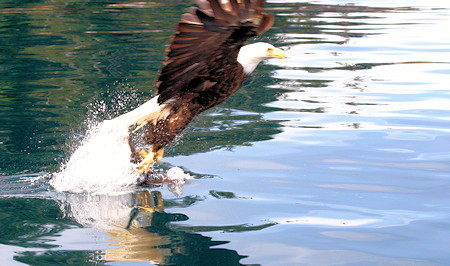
[138,149,148,158]
[155,149,164,163]
[135,148,165,174]
[136,150,155,173]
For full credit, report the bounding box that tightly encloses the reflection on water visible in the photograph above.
[1,0,450,265]
[0,187,264,265]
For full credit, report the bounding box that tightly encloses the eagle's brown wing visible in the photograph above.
[156,0,274,104]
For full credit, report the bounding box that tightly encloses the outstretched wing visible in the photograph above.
[156,0,274,104]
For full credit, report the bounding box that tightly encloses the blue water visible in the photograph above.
[1,0,450,265]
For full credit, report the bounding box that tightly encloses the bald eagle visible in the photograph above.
[117,0,285,173]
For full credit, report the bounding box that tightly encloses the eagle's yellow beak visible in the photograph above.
[267,47,286,59]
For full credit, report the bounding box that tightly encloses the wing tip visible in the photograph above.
[255,12,274,35]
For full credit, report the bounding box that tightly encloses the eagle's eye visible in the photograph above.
[267,48,273,53]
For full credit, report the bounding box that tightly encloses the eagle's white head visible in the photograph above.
[237,42,285,74]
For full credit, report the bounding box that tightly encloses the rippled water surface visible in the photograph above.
[1,0,450,265]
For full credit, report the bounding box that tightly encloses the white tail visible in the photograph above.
[114,95,169,131]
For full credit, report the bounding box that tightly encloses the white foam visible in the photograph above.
[165,167,193,196]
[50,95,193,194]
[51,118,139,193]
[51,97,163,193]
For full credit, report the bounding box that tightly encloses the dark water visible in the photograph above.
[1,0,450,265]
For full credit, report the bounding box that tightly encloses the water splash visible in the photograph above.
[51,119,140,193]
[165,167,193,196]
[50,94,192,195]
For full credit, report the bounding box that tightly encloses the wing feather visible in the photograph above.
[255,13,274,34]
[156,0,274,104]
[208,0,237,21]
[243,0,252,10]
[229,0,239,15]
[197,0,211,10]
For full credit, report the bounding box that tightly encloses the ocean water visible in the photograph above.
[1,0,450,265]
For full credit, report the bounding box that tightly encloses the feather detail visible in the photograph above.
[156,0,273,104]
[112,96,170,130]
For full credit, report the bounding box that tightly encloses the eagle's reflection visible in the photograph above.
[63,190,246,265]
[105,191,187,263]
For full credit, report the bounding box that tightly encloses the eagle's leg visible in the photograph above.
[136,149,154,173]
[155,148,164,163]
[136,148,165,173]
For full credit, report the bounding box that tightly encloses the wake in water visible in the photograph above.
[51,96,192,194]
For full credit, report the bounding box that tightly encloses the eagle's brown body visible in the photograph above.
[129,0,280,173]
[144,66,247,153]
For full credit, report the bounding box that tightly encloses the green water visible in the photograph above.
[1,0,450,265]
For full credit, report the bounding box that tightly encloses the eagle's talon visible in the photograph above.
[134,148,165,174]
[136,149,155,173]
[138,149,148,159]
[155,149,164,163]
